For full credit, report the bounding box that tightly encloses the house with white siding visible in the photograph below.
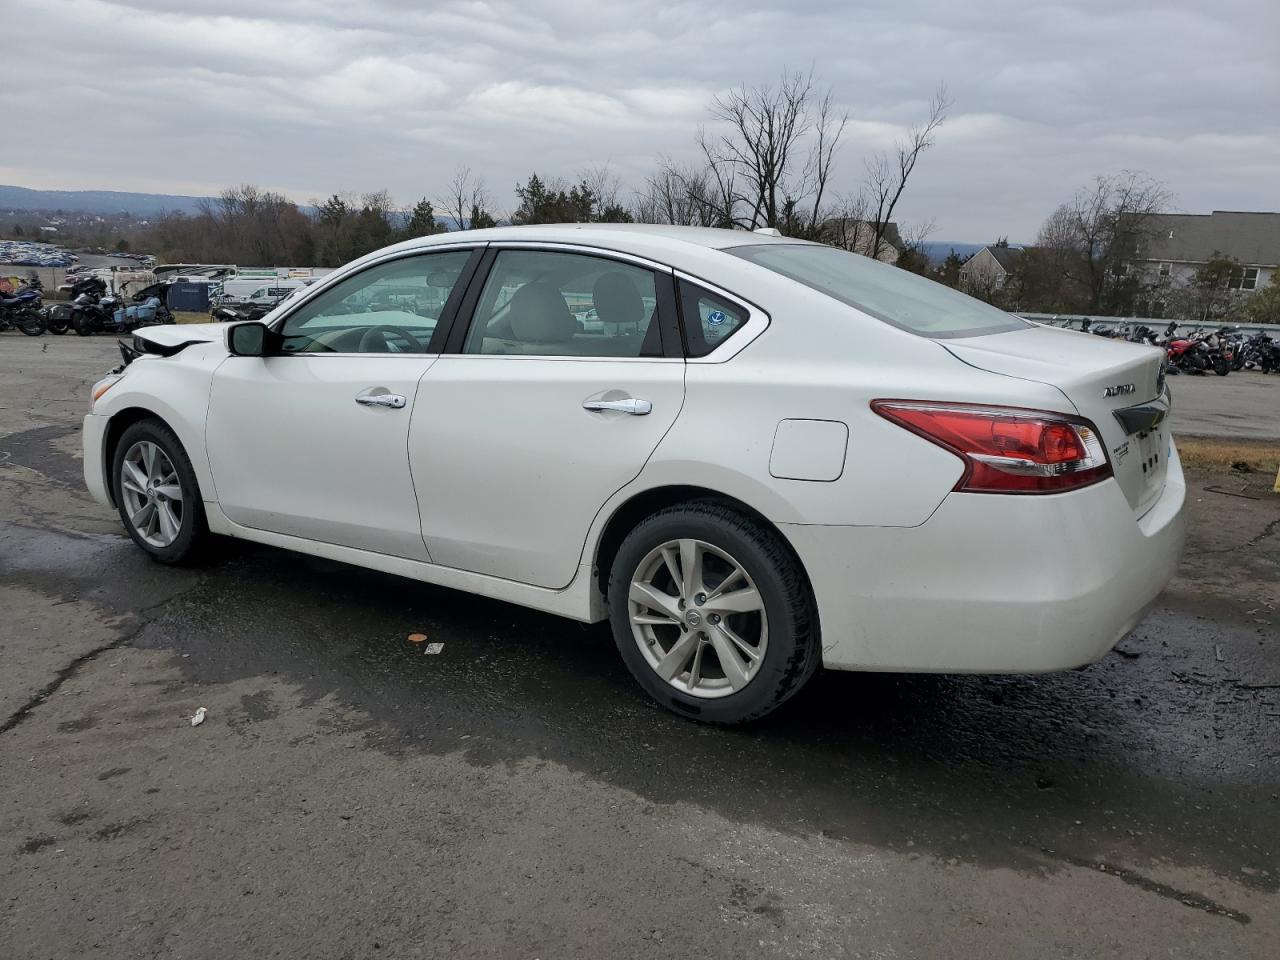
[1129,210,1279,293]
[959,245,1022,293]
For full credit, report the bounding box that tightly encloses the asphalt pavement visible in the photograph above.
[1165,370,1280,440]
[0,334,1277,959]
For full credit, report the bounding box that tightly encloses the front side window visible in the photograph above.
[280,250,473,354]
[462,250,662,358]
[729,242,1029,339]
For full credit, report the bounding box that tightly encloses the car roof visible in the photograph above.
[390,223,805,257]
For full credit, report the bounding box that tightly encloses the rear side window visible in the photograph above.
[727,243,1029,339]
[462,250,663,358]
[678,281,747,358]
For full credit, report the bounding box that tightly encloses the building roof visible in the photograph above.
[986,245,1022,271]
[1139,211,1280,266]
[820,219,903,251]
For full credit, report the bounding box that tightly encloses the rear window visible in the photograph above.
[727,243,1029,339]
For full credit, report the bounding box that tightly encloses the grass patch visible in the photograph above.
[1177,435,1280,477]
[173,311,212,325]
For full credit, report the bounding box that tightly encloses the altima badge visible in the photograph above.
[1103,383,1136,398]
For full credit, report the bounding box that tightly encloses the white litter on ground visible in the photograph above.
[190,707,207,727]
[424,642,444,655]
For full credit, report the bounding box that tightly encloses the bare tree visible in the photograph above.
[580,163,622,214]
[800,88,847,236]
[697,68,848,233]
[634,156,722,226]
[1055,171,1172,312]
[198,185,310,266]
[821,190,872,254]
[440,166,492,231]
[864,85,950,259]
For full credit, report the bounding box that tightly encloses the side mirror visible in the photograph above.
[227,321,269,357]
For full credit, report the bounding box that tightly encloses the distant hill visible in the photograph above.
[0,185,214,216]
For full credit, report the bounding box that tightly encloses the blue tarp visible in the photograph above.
[166,283,210,312]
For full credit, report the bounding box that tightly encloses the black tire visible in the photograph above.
[1213,356,1230,376]
[110,418,208,564]
[607,500,819,724]
[17,311,45,336]
[72,310,94,336]
[47,314,69,334]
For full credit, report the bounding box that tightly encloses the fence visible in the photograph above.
[1019,313,1276,337]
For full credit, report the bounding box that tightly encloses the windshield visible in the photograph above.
[727,243,1029,339]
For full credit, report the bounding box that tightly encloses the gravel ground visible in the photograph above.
[0,334,1276,959]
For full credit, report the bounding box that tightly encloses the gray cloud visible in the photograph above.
[5,0,1277,240]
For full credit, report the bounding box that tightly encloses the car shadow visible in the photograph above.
[121,537,1279,895]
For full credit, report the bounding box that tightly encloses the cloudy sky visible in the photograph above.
[4,0,1277,241]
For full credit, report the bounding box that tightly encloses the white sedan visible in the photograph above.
[83,225,1185,723]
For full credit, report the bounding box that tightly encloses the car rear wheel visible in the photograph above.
[608,501,818,724]
[111,419,208,564]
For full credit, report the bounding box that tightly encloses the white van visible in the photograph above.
[213,277,310,306]
[242,278,312,307]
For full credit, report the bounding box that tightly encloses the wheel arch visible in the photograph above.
[591,484,817,613]
[101,406,200,508]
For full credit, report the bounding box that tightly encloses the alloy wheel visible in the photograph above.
[119,440,184,548]
[628,538,769,699]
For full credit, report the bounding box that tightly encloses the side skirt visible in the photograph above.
[204,504,607,624]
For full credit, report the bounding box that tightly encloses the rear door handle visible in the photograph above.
[356,392,406,409]
[583,397,652,416]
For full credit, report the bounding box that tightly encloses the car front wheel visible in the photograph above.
[608,501,818,724]
[111,419,208,564]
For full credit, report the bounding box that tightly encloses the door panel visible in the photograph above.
[207,356,434,559]
[411,357,684,587]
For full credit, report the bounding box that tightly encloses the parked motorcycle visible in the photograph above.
[71,291,120,336]
[43,276,104,335]
[1165,326,1231,376]
[1239,331,1279,373]
[0,285,47,336]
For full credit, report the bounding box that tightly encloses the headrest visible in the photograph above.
[508,282,576,344]
[592,271,643,328]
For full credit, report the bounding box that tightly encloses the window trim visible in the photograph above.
[264,244,486,357]
[673,270,770,363]
[442,241,684,362]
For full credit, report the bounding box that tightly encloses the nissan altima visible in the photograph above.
[83,225,1185,723]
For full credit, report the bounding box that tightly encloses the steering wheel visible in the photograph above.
[357,324,424,353]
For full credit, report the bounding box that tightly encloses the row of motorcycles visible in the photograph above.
[1078,319,1280,375]
[0,274,175,337]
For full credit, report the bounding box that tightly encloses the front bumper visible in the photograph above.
[82,413,112,508]
[784,441,1187,673]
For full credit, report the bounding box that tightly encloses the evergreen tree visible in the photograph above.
[404,197,443,238]
[468,203,497,230]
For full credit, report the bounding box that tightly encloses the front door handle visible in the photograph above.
[356,392,406,409]
[583,397,652,416]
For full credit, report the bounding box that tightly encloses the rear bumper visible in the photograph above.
[785,441,1187,673]
[82,413,112,508]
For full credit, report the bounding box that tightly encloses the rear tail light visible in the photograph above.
[872,400,1112,493]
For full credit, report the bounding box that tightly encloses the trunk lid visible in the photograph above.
[944,324,1169,516]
